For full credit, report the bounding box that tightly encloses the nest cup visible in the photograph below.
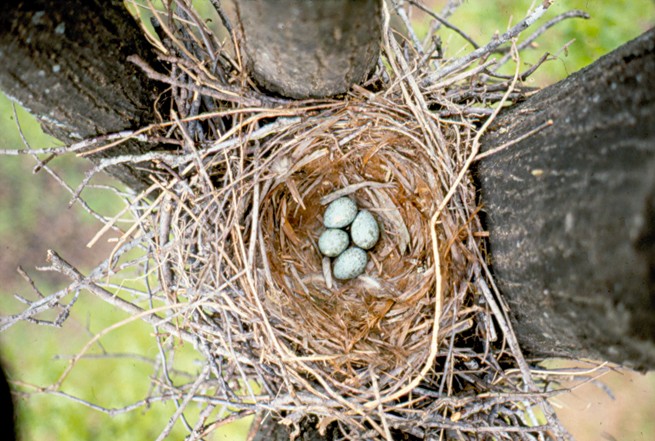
[189,97,461,409]
[267,120,436,372]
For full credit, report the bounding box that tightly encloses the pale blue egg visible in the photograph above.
[351,210,380,250]
[323,197,358,228]
[318,229,350,257]
[333,246,368,280]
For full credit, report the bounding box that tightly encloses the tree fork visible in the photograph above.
[0,0,165,191]
[1,1,654,438]
[476,28,655,370]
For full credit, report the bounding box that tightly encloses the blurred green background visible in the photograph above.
[0,1,653,440]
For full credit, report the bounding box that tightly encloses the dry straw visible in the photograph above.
[2,1,600,440]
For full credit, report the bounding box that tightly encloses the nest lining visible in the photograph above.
[262,109,443,376]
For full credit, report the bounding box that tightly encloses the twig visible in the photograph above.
[42,250,252,367]
[1,282,74,333]
[431,1,554,80]
[175,1,218,64]
[475,271,571,440]
[438,0,464,22]
[433,42,521,228]
[370,369,394,441]
[392,0,424,56]
[494,10,590,70]
[209,0,233,35]
[474,119,553,161]
[128,55,263,107]
[13,386,258,417]
[155,365,211,441]
[0,130,149,157]
[10,104,117,224]
[409,0,479,50]
[76,115,303,191]
[485,51,553,82]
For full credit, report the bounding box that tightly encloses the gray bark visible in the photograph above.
[0,0,165,191]
[234,0,382,98]
[476,28,655,370]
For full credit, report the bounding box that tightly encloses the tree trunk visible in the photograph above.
[234,0,382,99]
[0,0,164,192]
[3,0,651,372]
[476,28,655,370]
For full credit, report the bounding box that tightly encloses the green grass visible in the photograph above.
[3,296,195,441]
[1,2,653,440]
[1,267,251,440]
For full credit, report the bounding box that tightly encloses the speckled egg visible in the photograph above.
[318,228,350,257]
[332,246,368,280]
[323,197,358,229]
[351,210,380,250]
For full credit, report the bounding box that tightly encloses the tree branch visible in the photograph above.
[0,0,167,191]
[477,28,655,370]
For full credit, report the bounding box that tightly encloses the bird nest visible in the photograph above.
[166,98,474,438]
[4,1,596,440]
[178,99,451,399]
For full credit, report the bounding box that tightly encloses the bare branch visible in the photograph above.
[494,10,590,70]
[431,2,554,79]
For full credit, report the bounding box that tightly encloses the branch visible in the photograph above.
[430,1,554,79]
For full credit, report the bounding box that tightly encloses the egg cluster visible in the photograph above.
[318,197,380,280]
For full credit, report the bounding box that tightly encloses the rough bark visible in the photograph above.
[248,414,342,441]
[234,0,382,99]
[248,413,419,441]
[0,0,164,191]
[476,28,655,370]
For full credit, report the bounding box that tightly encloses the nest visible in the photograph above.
[5,1,598,440]
[146,3,563,435]
[260,112,443,378]
[176,98,455,398]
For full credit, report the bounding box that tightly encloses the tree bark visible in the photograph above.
[0,0,164,191]
[248,414,342,441]
[476,28,655,370]
[234,0,382,99]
